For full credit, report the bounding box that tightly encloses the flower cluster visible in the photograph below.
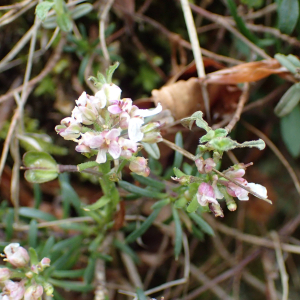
[55,80,162,175]
[0,243,52,300]
[174,159,268,218]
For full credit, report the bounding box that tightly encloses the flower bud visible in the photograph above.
[24,284,43,300]
[4,243,30,268]
[103,83,122,101]
[40,257,51,269]
[43,283,54,296]
[209,202,224,218]
[129,157,150,177]
[142,132,162,143]
[171,176,191,185]
[140,122,161,134]
[0,268,11,282]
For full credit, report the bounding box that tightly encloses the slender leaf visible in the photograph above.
[48,278,93,292]
[52,235,83,252]
[71,3,93,20]
[173,132,183,168]
[119,181,167,199]
[29,248,39,265]
[277,0,299,34]
[77,161,99,172]
[28,220,38,248]
[186,196,199,213]
[126,208,161,243]
[131,173,165,191]
[33,184,42,209]
[52,269,85,279]
[84,257,96,284]
[5,209,14,241]
[35,1,54,21]
[113,239,140,264]
[142,142,160,159]
[280,104,300,158]
[82,195,110,211]
[41,236,55,258]
[172,207,182,260]
[19,207,56,221]
[189,213,214,236]
[151,198,170,210]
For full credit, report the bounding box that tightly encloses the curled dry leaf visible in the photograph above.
[204,59,289,85]
[152,77,242,120]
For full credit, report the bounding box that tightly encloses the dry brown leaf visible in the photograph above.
[204,59,288,85]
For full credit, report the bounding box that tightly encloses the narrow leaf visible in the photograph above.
[172,207,182,260]
[189,213,214,236]
[28,248,39,265]
[82,195,110,211]
[131,173,165,191]
[28,220,38,248]
[151,198,170,210]
[142,142,160,159]
[71,3,93,20]
[186,195,200,213]
[48,279,93,292]
[52,269,85,279]
[35,1,54,21]
[19,207,56,221]
[136,287,147,300]
[277,0,299,34]
[173,132,183,168]
[77,161,99,172]
[84,257,96,284]
[119,181,167,199]
[126,208,161,243]
[113,239,140,264]
[5,209,14,241]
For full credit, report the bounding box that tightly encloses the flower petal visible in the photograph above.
[96,149,107,163]
[128,118,144,142]
[135,103,162,117]
[247,183,268,199]
[109,141,121,159]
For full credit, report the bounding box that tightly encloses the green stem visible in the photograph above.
[98,160,120,224]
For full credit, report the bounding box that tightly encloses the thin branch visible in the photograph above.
[271,231,289,300]
[99,0,114,67]
[225,82,250,133]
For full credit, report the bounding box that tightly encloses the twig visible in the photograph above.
[205,215,300,255]
[189,3,271,60]
[99,0,114,67]
[180,0,211,122]
[271,231,289,300]
[0,37,65,104]
[241,120,300,197]
[225,82,250,132]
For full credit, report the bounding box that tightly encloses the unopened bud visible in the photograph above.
[43,282,54,296]
[142,132,162,143]
[4,243,30,268]
[171,176,191,185]
[24,284,43,300]
[209,202,224,218]
[129,157,150,177]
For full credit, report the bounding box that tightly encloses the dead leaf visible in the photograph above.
[204,59,289,85]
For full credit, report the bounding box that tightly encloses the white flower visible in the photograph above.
[247,183,268,199]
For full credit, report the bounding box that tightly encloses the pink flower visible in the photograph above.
[118,137,138,159]
[76,129,121,163]
[129,157,150,177]
[4,243,29,268]
[195,157,216,174]
[0,268,11,282]
[2,280,25,300]
[24,284,43,300]
[40,257,51,268]
[197,182,219,206]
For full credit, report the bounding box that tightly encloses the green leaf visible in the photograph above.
[56,12,72,32]
[29,248,39,265]
[19,207,56,221]
[186,195,199,213]
[141,142,160,159]
[131,173,165,191]
[35,1,54,21]
[28,220,38,248]
[227,0,258,43]
[119,181,167,199]
[52,235,83,252]
[151,198,170,210]
[277,0,299,34]
[113,239,140,264]
[84,257,96,284]
[136,287,147,300]
[33,184,42,209]
[172,207,182,260]
[52,269,85,279]
[181,111,211,131]
[82,195,110,211]
[280,104,300,158]
[77,161,99,172]
[41,236,55,258]
[48,279,93,292]
[59,174,83,216]
[78,55,90,84]
[275,54,298,74]
[126,208,161,243]
[174,197,188,209]
[274,83,300,117]
[106,62,120,83]
[71,3,93,20]
[287,54,300,68]
[208,137,265,151]
[173,167,186,178]
[189,213,214,236]
[5,209,14,241]
[173,132,183,168]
